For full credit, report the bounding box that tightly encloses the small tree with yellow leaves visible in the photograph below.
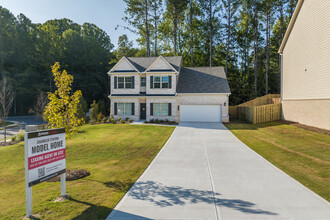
[43,62,85,137]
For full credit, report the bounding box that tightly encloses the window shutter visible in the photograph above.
[114,103,117,115]
[132,103,135,115]
[150,103,153,116]
[150,76,153,88]
[168,103,172,116]
[114,76,117,89]
[169,75,172,88]
[131,76,135,89]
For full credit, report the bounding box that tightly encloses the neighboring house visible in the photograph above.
[279,0,330,130]
[107,56,230,123]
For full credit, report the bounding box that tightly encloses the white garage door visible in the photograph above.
[180,105,222,122]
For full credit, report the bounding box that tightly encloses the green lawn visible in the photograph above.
[0,124,174,219]
[225,121,330,201]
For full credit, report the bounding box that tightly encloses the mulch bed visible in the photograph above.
[46,169,90,182]
[0,141,19,147]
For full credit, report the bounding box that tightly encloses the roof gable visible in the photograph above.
[146,56,177,72]
[108,57,139,74]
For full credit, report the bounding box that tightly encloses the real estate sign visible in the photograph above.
[25,127,67,217]
[25,128,66,186]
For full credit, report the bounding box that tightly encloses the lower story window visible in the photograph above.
[154,103,168,116]
[118,103,132,115]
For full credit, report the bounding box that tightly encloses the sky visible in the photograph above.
[0,0,139,49]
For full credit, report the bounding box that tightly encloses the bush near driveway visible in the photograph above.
[0,124,174,219]
[225,121,330,202]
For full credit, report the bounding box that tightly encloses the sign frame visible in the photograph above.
[25,128,66,217]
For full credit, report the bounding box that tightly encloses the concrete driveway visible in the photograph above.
[107,122,330,219]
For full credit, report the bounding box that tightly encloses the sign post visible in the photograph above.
[24,128,66,217]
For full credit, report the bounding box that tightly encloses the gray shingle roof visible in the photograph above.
[177,67,231,94]
[127,56,182,72]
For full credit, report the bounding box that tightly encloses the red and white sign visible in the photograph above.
[26,128,66,186]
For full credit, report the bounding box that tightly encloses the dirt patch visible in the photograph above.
[279,120,330,136]
[46,169,90,182]
[0,141,19,147]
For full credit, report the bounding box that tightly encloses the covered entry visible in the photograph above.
[180,105,222,122]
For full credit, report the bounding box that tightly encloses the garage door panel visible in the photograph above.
[180,105,221,122]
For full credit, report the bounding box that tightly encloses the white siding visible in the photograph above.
[149,57,174,70]
[113,59,136,71]
[282,0,330,100]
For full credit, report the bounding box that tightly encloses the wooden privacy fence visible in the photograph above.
[229,94,281,124]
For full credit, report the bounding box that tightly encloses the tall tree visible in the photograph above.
[165,0,188,56]
[199,0,221,66]
[112,34,138,62]
[123,0,152,57]
[222,0,239,76]
[252,0,261,98]
[150,0,162,56]
[262,0,276,95]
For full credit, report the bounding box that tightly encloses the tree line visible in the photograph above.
[0,6,114,115]
[0,1,297,116]
[120,0,298,104]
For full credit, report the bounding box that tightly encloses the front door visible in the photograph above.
[140,103,146,120]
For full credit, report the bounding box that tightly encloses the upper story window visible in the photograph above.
[117,76,132,89]
[154,76,169,89]
[141,77,146,87]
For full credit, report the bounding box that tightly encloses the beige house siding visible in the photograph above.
[282,99,330,130]
[178,94,229,122]
[282,0,330,100]
[280,0,330,130]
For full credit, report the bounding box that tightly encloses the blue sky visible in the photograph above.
[0,0,139,49]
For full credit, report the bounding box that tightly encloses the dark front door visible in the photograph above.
[140,103,146,120]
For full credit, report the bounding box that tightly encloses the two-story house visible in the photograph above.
[108,56,230,123]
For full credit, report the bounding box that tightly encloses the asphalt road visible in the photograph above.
[0,116,44,140]
[108,122,330,220]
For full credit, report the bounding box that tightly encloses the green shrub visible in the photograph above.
[90,100,99,122]
[155,120,160,124]
[144,121,148,123]
[149,119,154,123]
[11,130,25,142]
[121,120,125,124]
[117,117,122,121]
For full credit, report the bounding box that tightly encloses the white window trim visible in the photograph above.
[153,103,169,116]
[153,76,169,89]
[117,103,133,116]
[117,76,133,89]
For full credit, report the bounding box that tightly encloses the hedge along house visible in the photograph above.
[108,56,231,123]
[278,0,330,130]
